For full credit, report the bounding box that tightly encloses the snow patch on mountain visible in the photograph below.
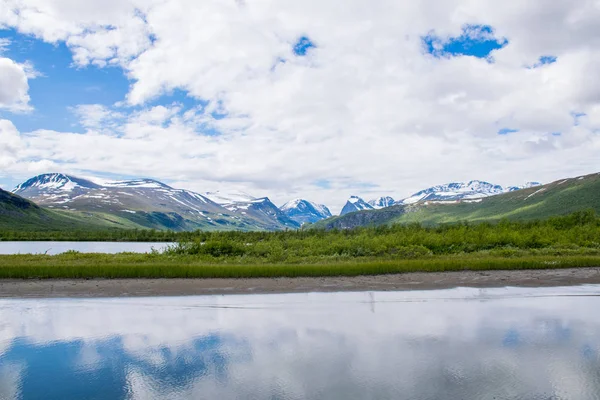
[13,173,98,193]
[401,180,508,205]
[368,196,395,209]
[525,187,547,200]
[505,182,542,192]
[280,198,332,225]
[340,196,374,215]
[101,179,171,189]
[204,190,256,205]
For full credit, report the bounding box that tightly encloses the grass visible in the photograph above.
[0,252,599,279]
[3,210,600,280]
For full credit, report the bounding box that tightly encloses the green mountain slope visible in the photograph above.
[0,187,286,232]
[0,188,142,231]
[315,172,600,229]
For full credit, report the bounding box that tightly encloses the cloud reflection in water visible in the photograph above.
[1,286,600,399]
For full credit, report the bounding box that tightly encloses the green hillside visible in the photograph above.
[315,172,600,229]
[398,173,600,225]
[0,188,141,231]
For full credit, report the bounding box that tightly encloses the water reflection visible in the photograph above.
[1,286,600,399]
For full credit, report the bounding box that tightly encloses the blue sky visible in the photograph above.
[0,0,598,211]
[0,29,129,133]
[0,28,208,135]
[0,29,319,135]
[422,24,508,60]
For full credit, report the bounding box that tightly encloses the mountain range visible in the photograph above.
[3,172,595,232]
[11,173,305,231]
[340,180,541,215]
[314,173,600,230]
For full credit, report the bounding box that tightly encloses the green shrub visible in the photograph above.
[393,245,432,258]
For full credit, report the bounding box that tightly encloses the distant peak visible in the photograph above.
[18,173,72,186]
[368,196,395,209]
[14,173,98,193]
[401,179,539,204]
[281,198,305,210]
[348,195,364,204]
[287,198,305,204]
[340,196,373,215]
[280,198,332,222]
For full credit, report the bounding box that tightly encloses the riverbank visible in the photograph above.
[2,267,600,298]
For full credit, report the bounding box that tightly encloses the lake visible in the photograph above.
[0,241,172,255]
[1,286,600,399]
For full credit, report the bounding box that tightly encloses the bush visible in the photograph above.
[200,241,246,257]
[393,245,432,259]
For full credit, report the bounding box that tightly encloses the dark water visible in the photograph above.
[1,286,600,399]
[0,241,171,255]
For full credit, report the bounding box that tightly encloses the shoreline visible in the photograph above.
[1,267,600,298]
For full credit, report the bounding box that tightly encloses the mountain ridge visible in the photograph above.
[6,172,559,232]
[364,180,542,209]
[313,173,600,230]
[13,173,296,231]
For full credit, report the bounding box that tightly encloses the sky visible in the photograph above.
[1,0,600,213]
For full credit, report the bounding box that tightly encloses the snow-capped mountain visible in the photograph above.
[335,180,542,217]
[340,196,374,215]
[14,173,220,213]
[12,173,544,230]
[14,173,100,197]
[368,196,396,209]
[13,173,296,231]
[356,181,543,212]
[280,199,332,225]
[221,197,300,229]
[205,190,301,229]
[400,180,508,204]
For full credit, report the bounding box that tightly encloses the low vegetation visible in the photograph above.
[1,253,599,279]
[1,210,600,279]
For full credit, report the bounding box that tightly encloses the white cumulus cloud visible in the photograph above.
[1,0,600,212]
[0,57,31,112]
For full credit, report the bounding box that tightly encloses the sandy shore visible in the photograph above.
[1,267,600,298]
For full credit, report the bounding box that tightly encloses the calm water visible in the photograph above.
[1,286,600,399]
[0,241,172,255]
